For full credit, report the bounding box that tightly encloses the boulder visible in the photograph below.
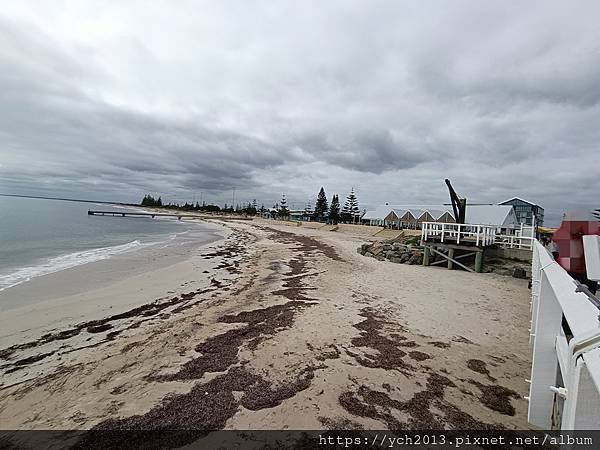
[372,246,384,256]
[409,254,422,264]
[389,256,403,264]
[512,267,527,279]
[385,250,399,260]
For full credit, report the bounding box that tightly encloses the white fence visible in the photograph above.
[528,240,600,429]
[422,221,536,250]
[495,234,534,250]
[421,222,498,246]
[496,223,536,249]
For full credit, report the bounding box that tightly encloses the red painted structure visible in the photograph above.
[553,220,600,275]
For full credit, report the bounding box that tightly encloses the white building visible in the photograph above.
[363,203,520,232]
[465,205,519,232]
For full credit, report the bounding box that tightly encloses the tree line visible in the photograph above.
[272,187,361,224]
[140,188,362,223]
[139,195,261,215]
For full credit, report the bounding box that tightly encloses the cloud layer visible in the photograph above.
[1,1,599,224]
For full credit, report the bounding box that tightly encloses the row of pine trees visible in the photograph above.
[312,187,360,224]
[272,187,360,223]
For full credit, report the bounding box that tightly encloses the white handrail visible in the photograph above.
[528,240,600,429]
[421,222,498,247]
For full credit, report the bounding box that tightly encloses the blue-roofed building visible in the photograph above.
[498,198,544,226]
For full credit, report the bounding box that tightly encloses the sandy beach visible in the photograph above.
[0,219,532,439]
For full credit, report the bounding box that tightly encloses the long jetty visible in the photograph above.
[87,210,252,220]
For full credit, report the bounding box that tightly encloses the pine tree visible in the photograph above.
[329,194,340,224]
[278,194,289,218]
[341,188,360,223]
[314,187,328,221]
[141,194,162,207]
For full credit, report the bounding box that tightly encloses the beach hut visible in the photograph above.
[384,209,400,228]
[416,210,435,224]
[362,206,391,226]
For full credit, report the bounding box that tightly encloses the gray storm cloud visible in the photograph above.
[0,1,599,224]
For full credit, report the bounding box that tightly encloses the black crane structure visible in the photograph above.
[444,179,466,224]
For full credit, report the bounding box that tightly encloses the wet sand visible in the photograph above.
[0,219,533,442]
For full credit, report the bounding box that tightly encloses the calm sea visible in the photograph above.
[0,196,203,292]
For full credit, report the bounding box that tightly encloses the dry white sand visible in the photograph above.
[0,219,532,435]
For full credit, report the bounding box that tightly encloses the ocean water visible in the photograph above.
[0,196,203,292]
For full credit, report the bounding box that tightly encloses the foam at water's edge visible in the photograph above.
[0,240,150,292]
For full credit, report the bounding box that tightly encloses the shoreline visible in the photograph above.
[0,219,533,438]
[0,219,234,381]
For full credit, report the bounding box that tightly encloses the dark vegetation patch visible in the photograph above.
[0,289,216,371]
[318,416,365,430]
[452,335,475,345]
[147,300,309,382]
[339,373,502,430]
[106,331,122,341]
[5,351,56,373]
[468,380,519,416]
[429,341,451,349]
[260,227,343,262]
[467,359,496,382]
[408,351,431,361]
[348,308,414,374]
[110,384,128,395]
[76,364,319,449]
[315,345,341,361]
[241,366,315,410]
[87,323,113,334]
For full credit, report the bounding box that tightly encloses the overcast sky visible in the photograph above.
[1,1,599,225]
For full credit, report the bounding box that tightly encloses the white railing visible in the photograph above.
[528,240,600,429]
[497,223,536,250]
[495,234,534,250]
[421,222,497,246]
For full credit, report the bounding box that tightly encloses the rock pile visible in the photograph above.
[357,240,424,265]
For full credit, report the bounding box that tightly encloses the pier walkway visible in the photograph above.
[87,210,253,220]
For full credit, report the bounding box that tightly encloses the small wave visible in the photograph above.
[0,240,148,292]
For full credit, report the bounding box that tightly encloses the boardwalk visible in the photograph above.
[87,210,252,220]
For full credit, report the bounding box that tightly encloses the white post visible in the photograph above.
[528,271,563,428]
